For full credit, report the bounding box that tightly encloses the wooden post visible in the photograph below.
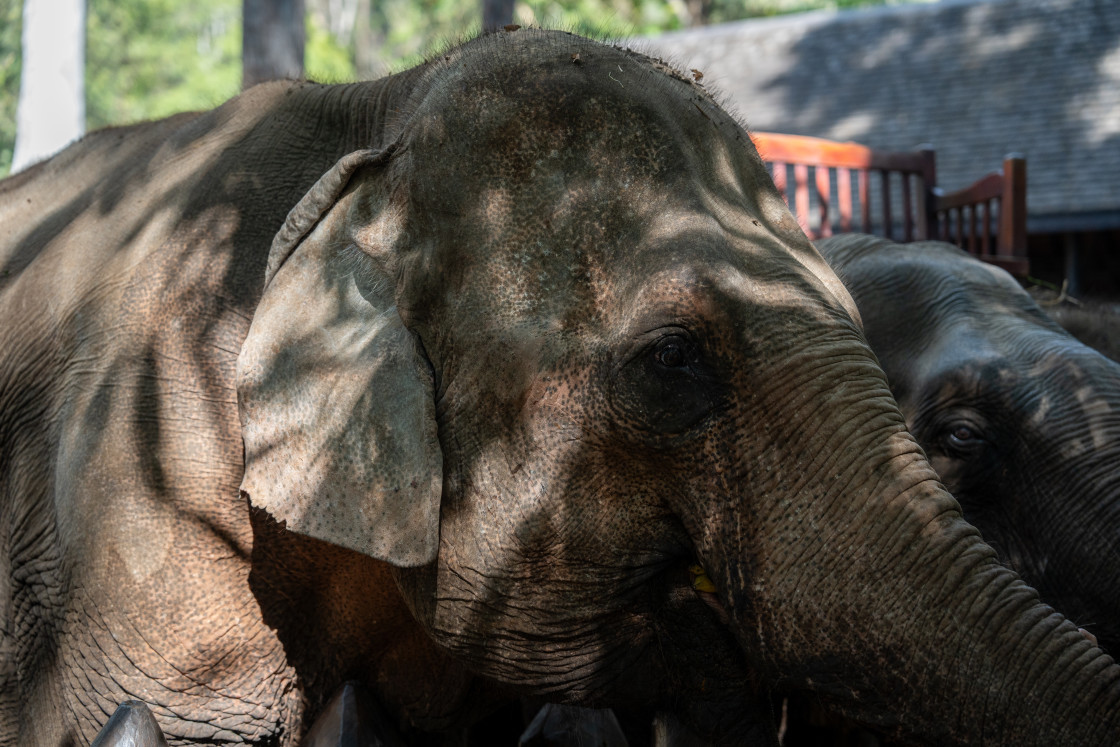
[1063,232,1082,298]
[772,162,788,205]
[837,167,852,232]
[880,170,892,240]
[998,154,1027,260]
[918,145,937,240]
[794,164,811,236]
[859,170,870,233]
[901,174,913,241]
[816,166,832,237]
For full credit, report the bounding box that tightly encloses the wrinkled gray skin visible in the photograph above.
[1,30,1119,747]
[819,234,1120,654]
[1046,301,1120,363]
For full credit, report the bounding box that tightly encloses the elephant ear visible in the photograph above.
[237,147,442,567]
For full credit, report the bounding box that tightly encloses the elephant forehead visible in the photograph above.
[394,33,839,350]
[899,323,1106,416]
[411,90,682,211]
[847,247,1041,327]
[418,191,847,354]
[419,31,721,145]
[405,38,735,208]
[409,146,710,335]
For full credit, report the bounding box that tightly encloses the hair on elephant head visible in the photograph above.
[818,234,1120,654]
[1,29,1119,747]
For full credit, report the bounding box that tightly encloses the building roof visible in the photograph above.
[639,0,1120,232]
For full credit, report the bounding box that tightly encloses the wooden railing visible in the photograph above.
[751,132,936,242]
[932,154,1028,276]
[751,132,1029,275]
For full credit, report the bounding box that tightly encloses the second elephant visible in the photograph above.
[819,234,1120,653]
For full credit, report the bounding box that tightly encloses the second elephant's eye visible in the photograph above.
[943,422,986,455]
[950,426,974,443]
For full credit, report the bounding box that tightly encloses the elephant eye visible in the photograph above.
[654,339,687,368]
[943,422,985,454]
[613,331,722,437]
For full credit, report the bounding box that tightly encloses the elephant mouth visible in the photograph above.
[688,563,731,626]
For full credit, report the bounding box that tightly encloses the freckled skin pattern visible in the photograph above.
[818,234,1120,653]
[1,29,1119,747]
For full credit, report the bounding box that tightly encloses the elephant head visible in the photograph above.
[234,31,1120,744]
[818,234,1120,655]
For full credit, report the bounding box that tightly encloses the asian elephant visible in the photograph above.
[0,29,1118,747]
[818,234,1120,654]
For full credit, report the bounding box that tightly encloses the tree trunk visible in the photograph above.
[11,0,85,173]
[352,0,384,80]
[685,0,712,27]
[243,0,306,90]
[481,0,515,31]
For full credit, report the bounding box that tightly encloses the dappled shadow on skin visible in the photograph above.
[134,349,169,498]
[822,239,1120,654]
[44,335,291,742]
[0,81,407,743]
[912,354,1120,652]
[391,399,765,734]
[0,112,215,290]
[0,74,410,544]
[1,32,882,743]
[372,109,885,738]
[248,505,542,745]
[237,59,800,737]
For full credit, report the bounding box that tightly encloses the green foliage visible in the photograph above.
[0,0,21,175]
[0,0,912,176]
[306,13,358,82]
[86,0,241,130]
[514,0,685,38]
[363,0,480,73]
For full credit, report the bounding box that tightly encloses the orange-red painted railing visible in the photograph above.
[751,132,1028,275]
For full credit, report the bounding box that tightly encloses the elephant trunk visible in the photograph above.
[691,348,1120,744]
[1011,349,1120,655]
[767,483,1116,744]
[1019,442,1120,655]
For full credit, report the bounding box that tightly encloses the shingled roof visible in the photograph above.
[640,0,1120,233]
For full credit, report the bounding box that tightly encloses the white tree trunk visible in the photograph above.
[11,0,85,173]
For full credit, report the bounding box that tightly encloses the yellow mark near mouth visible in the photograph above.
[689,564,717,593]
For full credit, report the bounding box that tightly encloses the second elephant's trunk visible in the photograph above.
[688,345,1120,745]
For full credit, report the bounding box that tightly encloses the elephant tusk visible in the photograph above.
[1079,628,1099,646]
[688,564,717,594]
